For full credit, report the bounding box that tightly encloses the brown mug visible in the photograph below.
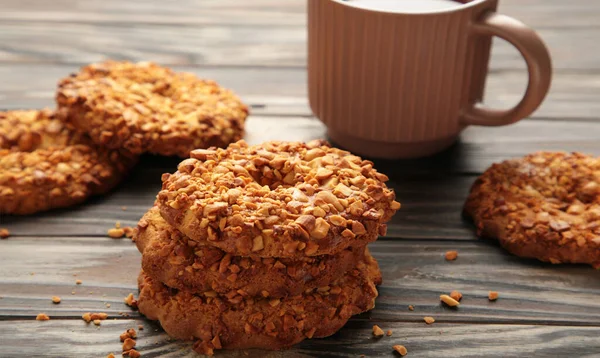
[308,0,552,159]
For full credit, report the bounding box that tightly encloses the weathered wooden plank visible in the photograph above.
[1,239,599,325]
[0,0,597,28]
[0,64,598,120]
[0,21,595,70]
[1,319,599,357]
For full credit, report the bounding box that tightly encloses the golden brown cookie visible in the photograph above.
[137,250,381,354]
[135,207,367,297]
[157,140,400,258]
[56,61,248,157]
[0,109,136,215]
[464,152,600,268]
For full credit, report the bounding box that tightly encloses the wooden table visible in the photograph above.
[1,1,599,357]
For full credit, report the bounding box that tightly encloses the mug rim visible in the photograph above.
[330,0,488,15]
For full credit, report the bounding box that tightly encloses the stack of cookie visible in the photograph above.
[134,140,400,355]
[1,60,248,215]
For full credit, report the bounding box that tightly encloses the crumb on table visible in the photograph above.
[445,250,458,261]
[372,325,385,337]
[489,291,499,301]
[440,294,460,307]
[424,316,435,324]
[393,344,408,356]
[0,228,9,239]
[450,290,463,301]
[36,313,50,321]
[51,296,61,304]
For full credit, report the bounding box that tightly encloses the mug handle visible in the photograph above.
[461,12,552,126]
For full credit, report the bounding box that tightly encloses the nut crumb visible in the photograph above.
[393,345,408,356]
[106,303,111,308]
[76,279,82,285]
[51,296,61,304]
[424,316,435,324]
[124,293,138,308]
[108,227,125,239]
[440,294,460,307]
[122,338,136,351]
[36,313,50,321]
[408,305,414,311]
[124,349,141,358]
[450,290,462,301]
[107,354,115,358]
[121,206,127,211]
[120,328,137,341]
[138,325,144,330]
[445,250,458,261]
[0,228,9,239]
[488,291,499,301]
[93,319,102,326]
[386,330,393,336]
[372,325,385,337]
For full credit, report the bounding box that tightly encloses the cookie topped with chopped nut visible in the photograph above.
[135,206,366,298]
[136,249,381,354]
[464,152,600,268]
[0,109,137,215]
[56,60,248,157]
[157,140,400,258]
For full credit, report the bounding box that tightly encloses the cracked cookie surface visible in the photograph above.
[157,140,400,258]
[464,152,600,268]
[137,250,381,354]
[135,207,366,298]
[57,60,248,157]
[0,109,136,215]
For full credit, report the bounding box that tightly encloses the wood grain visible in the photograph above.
[1,319,599,357]
[1,239,599,325]
[1,0,598,28]
[0,22,596,71]
[0,64,598,120]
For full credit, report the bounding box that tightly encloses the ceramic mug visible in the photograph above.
[308,0,552,159]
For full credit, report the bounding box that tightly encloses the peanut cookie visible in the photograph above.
[157,140,400,258]
[56,61,248,157]
[137,250,381,353]
[135,207,366,297]
[0,109,136,215]
[464,152,600,268]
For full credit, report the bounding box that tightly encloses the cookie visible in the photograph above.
[135,207,366,297]
[0,109,136,215]
[56,61,248,157]
[137,250,381,354]
[464,152,600,268]
[157,140,400,258]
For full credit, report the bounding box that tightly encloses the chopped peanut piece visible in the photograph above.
[108,227,125,238]
[440,294,460,307]
[393,345,408,356]
[386,330,393,336]
[124,293,138,308]
[424,316,435,324]
[450,290,463,302]
[445,250,458,261]
[122,338,136,351]
[93,319,102,326]
[107,354,115,358]
[82,312,92,323]
[125,349,141,358]
[76,279,82,285]
[0,228,9,239]
[372,325,385,337]
[36,313,50,321]
[51,296,61,304]
[408,305,414,311]
[488,291,499,301]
